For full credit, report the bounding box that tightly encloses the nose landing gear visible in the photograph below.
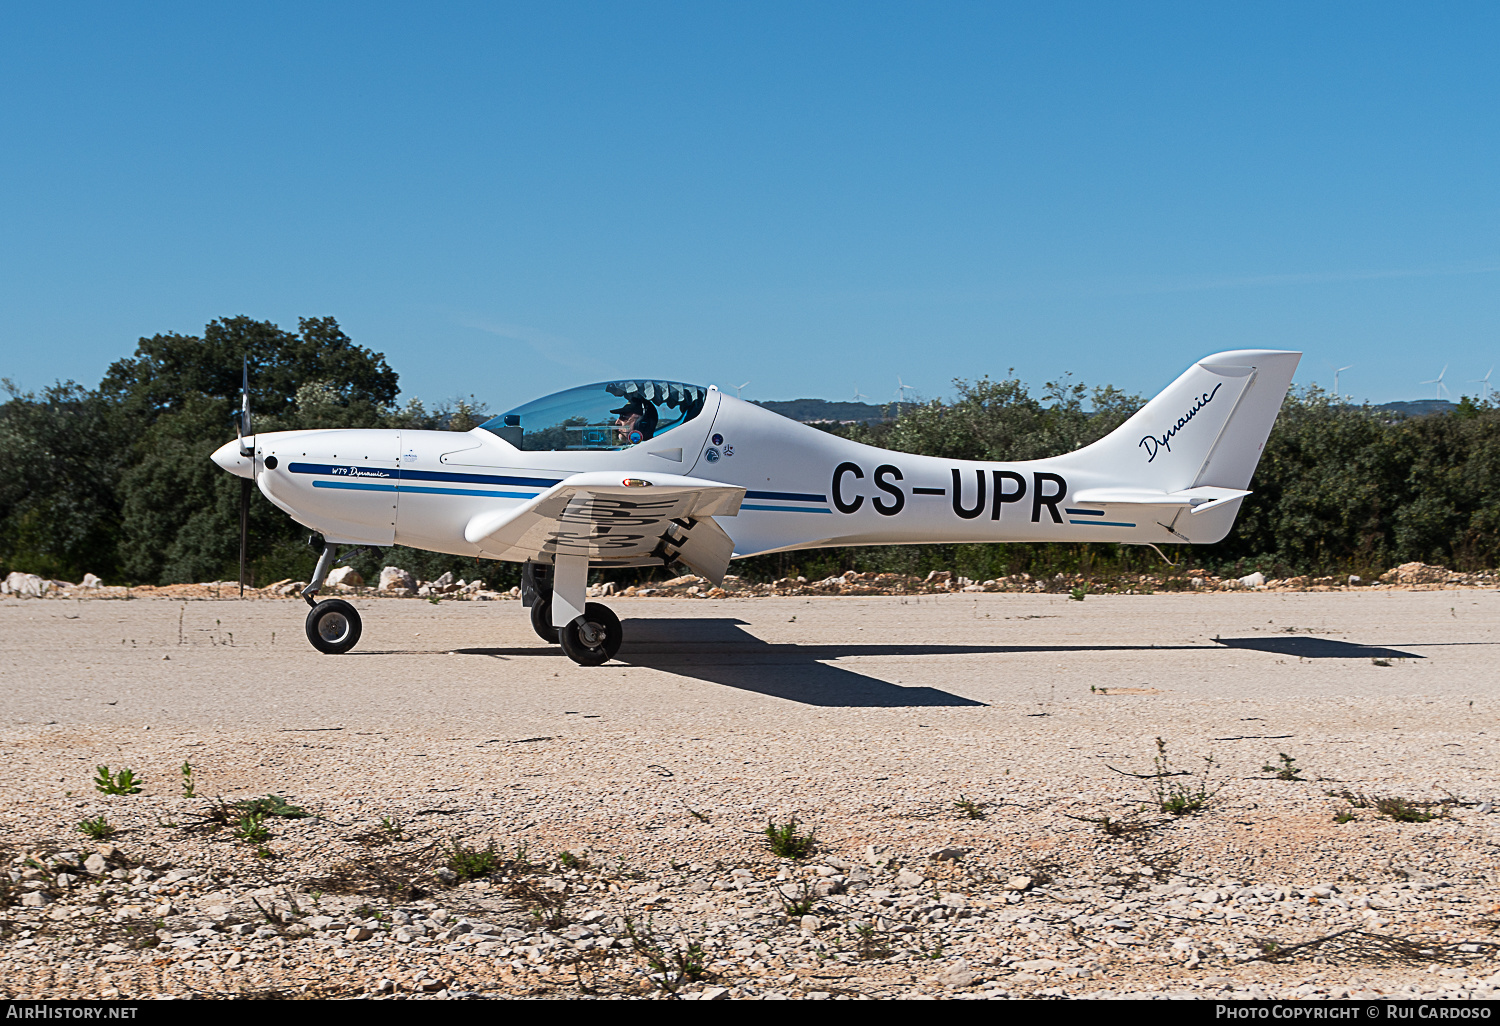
[306,598,362,654]
[300,536,372,655]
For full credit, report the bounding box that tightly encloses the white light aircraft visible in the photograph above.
[212,350,1301,664]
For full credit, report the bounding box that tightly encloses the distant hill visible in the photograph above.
[1374,399,1457,417]
[751,398,914,424]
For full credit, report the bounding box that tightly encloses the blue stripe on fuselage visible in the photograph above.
[288,462,558,489]
[741,503,833,513]
[744,489,826,503]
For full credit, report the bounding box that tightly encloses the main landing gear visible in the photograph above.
[524,559,623,666]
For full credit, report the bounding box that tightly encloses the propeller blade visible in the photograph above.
[239,476,250,597]
[237,358,253,457]
[238,358,252,596]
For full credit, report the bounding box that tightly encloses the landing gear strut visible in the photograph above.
[523,558,622,665]
[300,535,372,655]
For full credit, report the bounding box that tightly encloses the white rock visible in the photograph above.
[79,573,103,589]
[326,566,363,588]
[378,567,416,592]
[2,572,49,598]
[1238,572,1266,588]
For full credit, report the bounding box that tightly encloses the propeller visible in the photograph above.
[236,360,253,597]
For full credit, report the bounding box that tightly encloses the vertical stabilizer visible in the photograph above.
[1056,350,1300,493]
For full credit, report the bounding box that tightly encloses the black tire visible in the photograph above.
[559,603,622,666]
[530,598,559,644]
[305,599,362,654]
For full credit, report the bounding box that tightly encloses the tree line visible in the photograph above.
[3,316,1497,588]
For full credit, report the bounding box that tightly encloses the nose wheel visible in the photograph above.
[305,599,362,654]
[559,603,622,666]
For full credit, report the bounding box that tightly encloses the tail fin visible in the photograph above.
[1057,350,1300,494]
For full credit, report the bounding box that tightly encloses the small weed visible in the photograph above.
[234,795,309,819]
[852,921,892,959]
[1328,790,1443,824]
[379,816,406,839]
[180,762,196,798]
[624,917,712,995]
[1262,753,1306,781]
[508,878,570,929]
[77,816,116,840]
[1374,797,1439,823]
[234,812,271,843]
[953,796,987,820]
[427,595,441,605]
[1372,658,1392,667]
[556,850,584,870]
[254,846,276,859]
[1151,738,1223,816]
[444,838,500,881]
[94,766,142,796]
[1334,809,1358,824]
[764,818,816,859]
[1065,812,1154,841]
[1069,585,1088,601]
[775,881,817,917]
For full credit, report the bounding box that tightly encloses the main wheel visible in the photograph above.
[530,598,559,644]
[305,599,362,654]
[559,603,622,666]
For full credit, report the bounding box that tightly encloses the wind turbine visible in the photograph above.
[896,376,916,404]
[1327,362,1352,398]
[852,385,870,403]
[733,381,750,399]
[1470,367,1493,401]
[1420,365,1450,400]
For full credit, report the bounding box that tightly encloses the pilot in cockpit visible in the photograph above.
[611,397,659,445]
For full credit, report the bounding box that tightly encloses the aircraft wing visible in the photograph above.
[463,472,745,584]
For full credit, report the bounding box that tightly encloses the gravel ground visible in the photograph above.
[3,590,1500,1000]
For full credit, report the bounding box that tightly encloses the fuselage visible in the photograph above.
[211,389,1248,564]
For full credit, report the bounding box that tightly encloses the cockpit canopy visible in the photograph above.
[480,379,710,451]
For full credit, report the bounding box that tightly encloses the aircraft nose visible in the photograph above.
[211,439,254,479]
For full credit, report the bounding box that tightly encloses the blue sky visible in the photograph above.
[2,2,1496,411]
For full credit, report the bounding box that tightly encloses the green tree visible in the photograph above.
[0,381,129,581]
[107,316,401,584]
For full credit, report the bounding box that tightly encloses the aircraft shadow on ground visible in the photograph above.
[1211,637,1423,660]
[367,622,1439,707]
[610,618,990,707]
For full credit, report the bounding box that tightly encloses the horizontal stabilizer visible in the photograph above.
[1071,485,1251,515]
